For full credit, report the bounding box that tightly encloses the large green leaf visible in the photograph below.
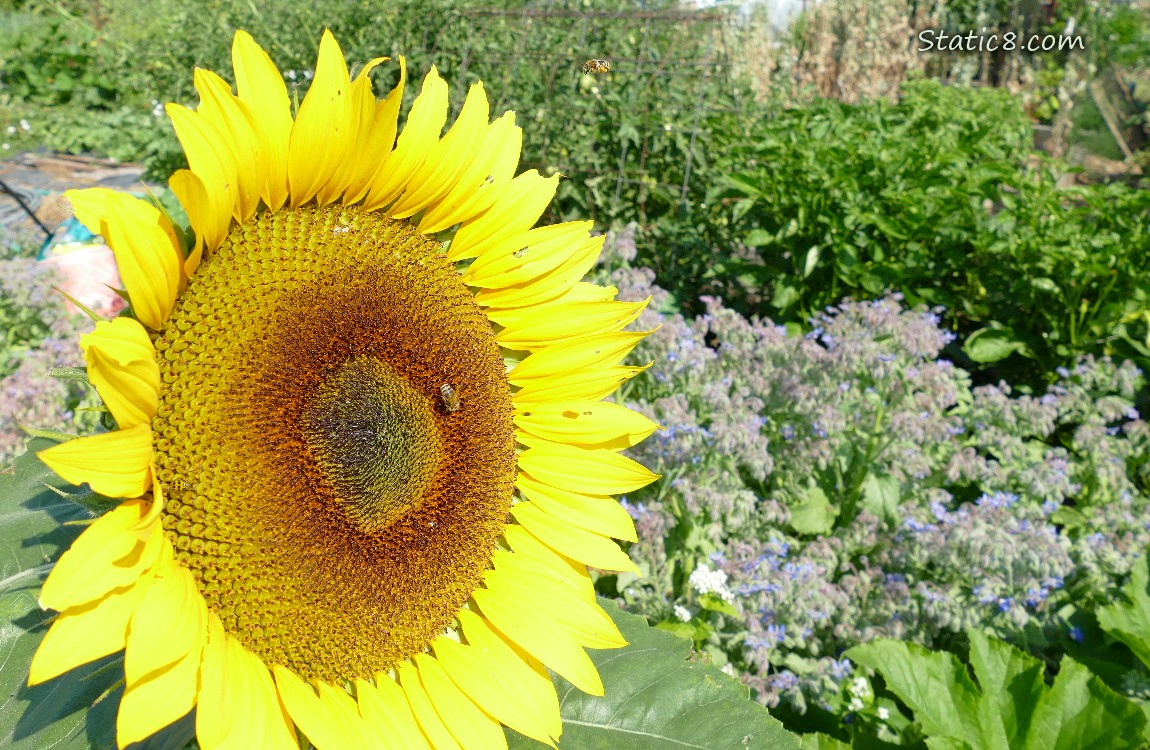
[1024,657,1147,750]
[1097,552,1150,672]
[845,640,984,748]
[507,599,800,749]
[849,633,1146,750]
[0,440,193,750]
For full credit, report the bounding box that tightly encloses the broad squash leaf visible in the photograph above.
[507,599,800,749]
[1097,552,1150,672]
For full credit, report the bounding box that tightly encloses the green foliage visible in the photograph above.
[0,11,116,107]
[1098,552,1150,674]
[506,599,800,749]
[711,78,1150,389]
[847,631,1147,750]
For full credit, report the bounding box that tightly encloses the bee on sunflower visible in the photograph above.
[29,29,659,750]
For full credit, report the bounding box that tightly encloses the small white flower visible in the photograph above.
[663,123,672,131]
[19,119,30,131]
[302,69,314,81]
[285,70,297,81]
[877,707,891,720]
[720,663,736,676]
[688,563,736,603]
[848,697,864,712]
[849,676,869,696]
[151,100,165,118]
[590,86,600,96]
[1,143,9,150]
[5,126,14,135]
[674,604,692,622]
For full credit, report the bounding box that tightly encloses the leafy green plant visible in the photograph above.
[846,630,1147,749]
[710,78,1150,392]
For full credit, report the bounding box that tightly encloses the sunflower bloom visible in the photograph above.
[30,30,660,750]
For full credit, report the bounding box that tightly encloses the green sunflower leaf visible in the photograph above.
[0,439,193,750]
[506,598,800,749]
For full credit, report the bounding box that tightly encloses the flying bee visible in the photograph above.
[439,383,461,413]
[582,59,611,75]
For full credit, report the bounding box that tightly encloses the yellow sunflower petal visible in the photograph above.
[431,632,558,748]
[118,556,206,747]
[512,364,650,406]
[287,30,356,207]
[516,473,637,542]
[36,424,153,498]
[168,169,208,276]
[123,545,206,686]
[497,298,649,351]
[39,498,161,612]
[66,188,182,330]
[471,581,604,696]
[194,68,264,223]
[514,400,658,449]
[363,67,449,212]
[237,647,299,750]
[343,56,406,205]
[195,614,233,749]
[356,677,431,750]
[510,501,640,574]
[315,682,372,746]
[80,317,159,430]
[517,441,659,495]
[413,652,508,750]
[419,111,522,233]
[463,221,592,289]
[28,569,155,685]
[397,659,462,750]
[473,233,603,308]
[484,557,626,650]
[455,609,562,742]
[165,103,236,251]
[315,56,388,205]
[486,282,620,328]
[508,331,650,384]
[500,525,595,602]
[273,666,360,750]
[447,170,559,261]
[388,81,489,220]
[231,30,293,211]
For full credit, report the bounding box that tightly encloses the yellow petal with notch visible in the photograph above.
[413,652,507,750]
[288,30,355,207]
[518,441,658,495]
[36,424,153,499]
[474,233,603,308]
[364,68,449,212]
[419,112,522,233]
[464,221,591,289]
[168,169,208,276]
[517,472,637,541]
[447,170,559,261]
[487,282,620,328]
[343,57,406,205]
[388,82,490,220]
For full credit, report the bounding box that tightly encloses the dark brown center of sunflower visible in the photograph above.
[150,204,516,683]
